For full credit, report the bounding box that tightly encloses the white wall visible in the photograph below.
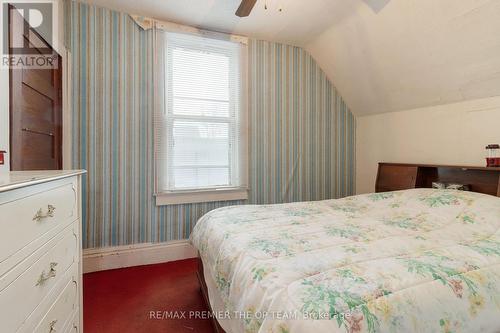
[0,0,10,172]
[0,68,9,174]
[356,96,500,194]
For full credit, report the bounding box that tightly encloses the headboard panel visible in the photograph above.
[376,163,500,197]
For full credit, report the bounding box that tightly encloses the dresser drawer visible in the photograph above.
[0,227,78,332]
[0,179,77,266]
[34,277,78,333]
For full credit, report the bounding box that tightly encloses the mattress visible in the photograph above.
[190,189,500,333]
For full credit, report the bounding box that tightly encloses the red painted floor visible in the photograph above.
[83,259,214,333]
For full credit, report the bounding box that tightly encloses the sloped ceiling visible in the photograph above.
[306,0,500,115]
[83,0,500,116]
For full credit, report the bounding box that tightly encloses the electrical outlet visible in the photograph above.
[0,151,6,165]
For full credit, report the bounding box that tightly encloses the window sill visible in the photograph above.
[155,188,248,206]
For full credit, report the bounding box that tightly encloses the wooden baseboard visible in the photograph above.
[83,240,197,273]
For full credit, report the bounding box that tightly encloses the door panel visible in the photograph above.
[23,69,56,100]
[9,4,62,170]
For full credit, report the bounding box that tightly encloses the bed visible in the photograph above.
[191,188,500,332]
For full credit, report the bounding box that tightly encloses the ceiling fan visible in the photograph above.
[235,0,390,17]
[235,0,257,17]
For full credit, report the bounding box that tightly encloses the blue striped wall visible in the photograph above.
[71,2,356,249]
[248,40,356,204]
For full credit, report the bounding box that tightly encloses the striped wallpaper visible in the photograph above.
[71,2,356,249]
[248,40,356,204]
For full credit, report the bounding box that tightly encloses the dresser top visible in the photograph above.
[0,170,86,193]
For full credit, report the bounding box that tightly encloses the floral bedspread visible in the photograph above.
[190,189,500,333]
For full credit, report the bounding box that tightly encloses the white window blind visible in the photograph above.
[157,32,246,194]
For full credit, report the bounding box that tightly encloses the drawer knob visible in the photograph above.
[33,205,56,222]
[36,262,58,286]
[49,319,57,332]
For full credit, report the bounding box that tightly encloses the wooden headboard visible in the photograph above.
[376,163,500,197]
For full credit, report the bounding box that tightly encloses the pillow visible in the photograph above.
[445,183,470,191]
[432,182,446,189]
[432,182,470,191]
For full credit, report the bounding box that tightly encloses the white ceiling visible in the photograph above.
[306,0,500,115]
[84,0,500,116]
[83,0,342,46]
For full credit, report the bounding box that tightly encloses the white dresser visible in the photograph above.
[0,171,85,333]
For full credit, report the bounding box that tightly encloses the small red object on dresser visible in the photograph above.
[0,151,6,165]
[486,144,500,167]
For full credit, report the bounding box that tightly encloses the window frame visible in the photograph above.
[155,31,248,206]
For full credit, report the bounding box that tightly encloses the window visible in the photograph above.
[155,32,247,205]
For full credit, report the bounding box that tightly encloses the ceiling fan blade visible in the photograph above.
[235,0,257,17]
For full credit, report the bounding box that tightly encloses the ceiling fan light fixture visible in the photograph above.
[264,1,283,12]
[235,0,284,17]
